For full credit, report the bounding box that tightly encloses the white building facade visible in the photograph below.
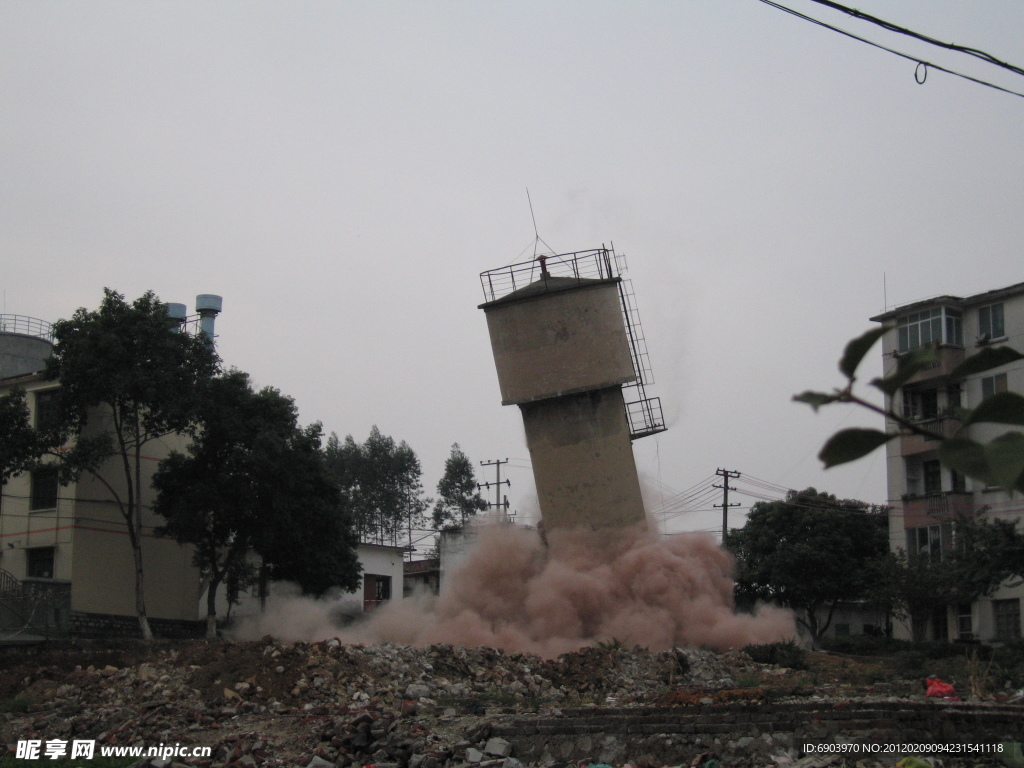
[871,282,1024,643]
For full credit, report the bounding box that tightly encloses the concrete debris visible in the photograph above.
[484,737,512,757]
[0,640,1015,768]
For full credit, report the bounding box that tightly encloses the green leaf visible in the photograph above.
[948,345,1024,380]
[793,391,839,412]
[984,431,1024,491]
[940,432,1024,493]
[839,326,889,380]
[870,345,939,396]
[963,392,1024,427]
[938,437,989,481]
[819,428,895,468]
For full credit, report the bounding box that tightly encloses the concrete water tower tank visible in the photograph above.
[479,247,665,533]
[0,316,54,379]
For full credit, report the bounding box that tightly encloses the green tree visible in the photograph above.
[254,422,362,594]
[881,550,958,641]
[0,388,43,485]
[153,370,360,637]
[432,443,487,530]
[42,289,219,640]
[325,426,428,547]
[947,511,1024,594]
[875,513,1024,641]
[726,488,890,645]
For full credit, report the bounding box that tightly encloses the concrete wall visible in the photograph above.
[68,415,202,622]
[493,701,1024,766]
[520,387,645,531]
[358,543,405,611]
[483,280,635,406]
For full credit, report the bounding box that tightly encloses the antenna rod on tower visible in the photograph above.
[525,188,556,262]
[526,188,540,259]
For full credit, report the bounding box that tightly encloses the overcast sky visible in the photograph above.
[3,1,1022,537]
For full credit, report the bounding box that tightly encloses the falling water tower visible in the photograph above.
[479,247,665,532]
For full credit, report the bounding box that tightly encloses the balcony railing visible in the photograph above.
[894,345,966,386]
[0,569,21,599]
[901,491,974,526]
[900,415,963,456]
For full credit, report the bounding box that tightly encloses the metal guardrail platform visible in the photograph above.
[0,315,53,342]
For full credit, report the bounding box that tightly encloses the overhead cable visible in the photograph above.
[756,0,1024,100]
[806,0,1024,79]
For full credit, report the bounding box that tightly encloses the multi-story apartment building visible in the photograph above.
[1,304,402,640]
[0,313,206,639]
[871,281,1024,643]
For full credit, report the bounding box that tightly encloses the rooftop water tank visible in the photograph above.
[0,316,54,380]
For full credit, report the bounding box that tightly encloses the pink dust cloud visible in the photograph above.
[233,520,795,657]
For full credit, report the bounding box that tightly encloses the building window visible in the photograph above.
[978,303,1005,340]
[950,469,966,493]
[957,603,973,640]
[897,307,962,352]
[946,384,962,411]
[903,389,939,421]
[981,373,1008,400]
[946,309,963,347]
[34,390,61,432]
[835,623,850,636]
[906,523,951,561]
[923,460,942,495]
[931,607,948,642]
[30,468,59,510]
[993,599,1021,641]
[26,547,54,579]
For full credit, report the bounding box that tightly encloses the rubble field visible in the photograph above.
[0,639,1018,768]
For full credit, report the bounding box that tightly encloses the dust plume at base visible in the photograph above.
[231,520,795,657]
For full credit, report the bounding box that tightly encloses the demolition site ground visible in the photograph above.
[0,639,1021,768]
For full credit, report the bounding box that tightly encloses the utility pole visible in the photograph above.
[478,459,511,521]
[714,468,741,542]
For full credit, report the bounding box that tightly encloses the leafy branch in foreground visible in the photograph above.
[795,327,1024,492]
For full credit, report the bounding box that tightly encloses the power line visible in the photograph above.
[805,0,1024,79]
[737,473,793,494]
[755,0,1024,100]
[647,474,720,512]
[649,479,722,522]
